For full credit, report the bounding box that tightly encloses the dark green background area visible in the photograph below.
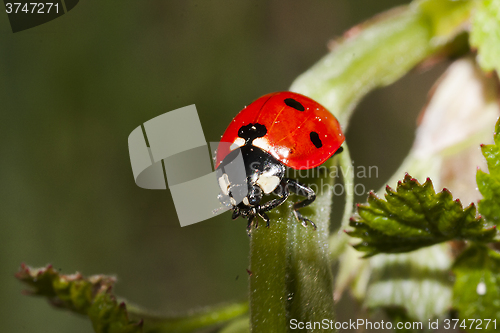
[0,1,447,332]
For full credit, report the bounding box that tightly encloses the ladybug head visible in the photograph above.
[216,145,285,213]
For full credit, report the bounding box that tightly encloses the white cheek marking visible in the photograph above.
[257,175,280,194]
[231,138,245,150]
[218,174,230,195]
[243,197,250,206]
[230,197,237,206]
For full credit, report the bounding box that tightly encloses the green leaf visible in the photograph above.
[470,0,500,73]
[452,244,500,332]
[16,264,143,333]
[478,118,500,226]
[348,174,497,257]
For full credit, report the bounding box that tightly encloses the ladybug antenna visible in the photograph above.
[238,123,267,145]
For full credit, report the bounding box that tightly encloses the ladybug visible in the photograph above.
[215,91,344,234]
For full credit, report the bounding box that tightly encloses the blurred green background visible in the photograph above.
[0,1,450,332]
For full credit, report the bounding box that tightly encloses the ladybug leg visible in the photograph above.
[334,146,344,155]
[246,216,253,236]
[293,211,317,230]
[258,180,290,213]
[258,212,270,228]
[232,208,241,220]
[285,179,317,230]
[328,146,344,159]
[244,181,289,229]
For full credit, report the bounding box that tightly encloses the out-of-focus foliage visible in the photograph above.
[478,118,500,228]
[452,244,500,332]
[471,0,500,72]
[342,56,500,332]
[290,0,475,127]
[364,244,454,323]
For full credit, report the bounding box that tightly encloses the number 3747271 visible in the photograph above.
[443,319,496,330]
[5,3,59,14]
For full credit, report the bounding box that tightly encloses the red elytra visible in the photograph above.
[216,91,344,170]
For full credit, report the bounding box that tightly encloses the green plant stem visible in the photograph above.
[250,157,339,332]
[249,215,289,333]
[250,0,475,331]
[127,302,249,333]
[285,159,337,325]
[329,144,354,260]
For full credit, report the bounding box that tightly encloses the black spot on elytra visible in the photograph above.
[310,132,322,148]
[284,98,305,111]
[238,123,267,144]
